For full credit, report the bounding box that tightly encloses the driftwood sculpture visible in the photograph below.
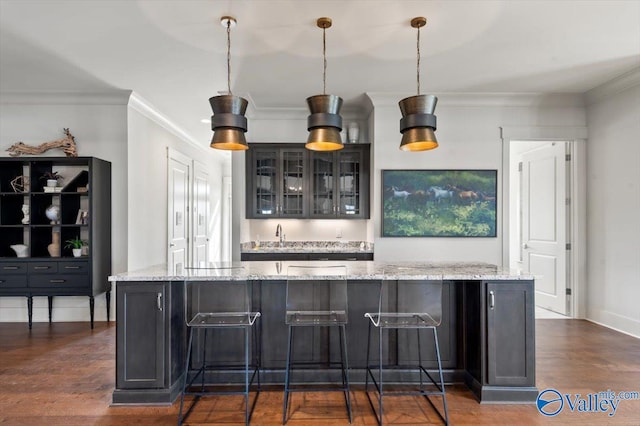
[6,128,78,157]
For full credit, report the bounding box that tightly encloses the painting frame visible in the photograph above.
[382,169,497,238]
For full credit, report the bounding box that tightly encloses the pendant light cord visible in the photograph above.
[226,19,232,95]
[416,24,421,96]
[322,26,327,95]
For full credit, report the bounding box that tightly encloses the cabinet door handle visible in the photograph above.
[34,266,50,270]
[157,292,163,311]
[3,266,19,270]
[64,266,80,269]
[489,290,495,310]
[50,279,65,283]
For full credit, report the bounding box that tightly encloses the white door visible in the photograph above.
[192,161,210,267]
[521,142,567,314]
[168,150,190,275]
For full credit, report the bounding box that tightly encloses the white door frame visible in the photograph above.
[501,126,587,319]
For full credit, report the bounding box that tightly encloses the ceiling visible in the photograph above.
[1,0,639,146]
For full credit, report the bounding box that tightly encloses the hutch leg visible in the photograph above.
[27,296,33,329]
[89,296,95,329]
[48,296,53,323]
[105,284,112,322]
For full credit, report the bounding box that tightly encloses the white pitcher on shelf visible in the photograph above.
[10,244,28,258]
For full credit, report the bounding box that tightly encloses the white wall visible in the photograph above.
[369,94,586,263]
[127,96,230,270]
[0,91,230,324]
[0,92,129,323]
[585,70,640,337]
[232,95,587,265]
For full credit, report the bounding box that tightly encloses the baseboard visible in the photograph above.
[0,294,113,322]
[586,311,640,339]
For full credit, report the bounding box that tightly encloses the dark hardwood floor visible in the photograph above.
[0,319,638,425]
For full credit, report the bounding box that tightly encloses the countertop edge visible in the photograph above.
[108,261,534,282]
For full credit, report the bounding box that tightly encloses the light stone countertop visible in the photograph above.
[240,240,374,253]
[109,261,533,282]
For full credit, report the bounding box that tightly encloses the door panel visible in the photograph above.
[522,142,567,314]
[338,150,362,216]
[252,148,278,217]
[280,149,306,217]
[116,283,165,389]
[486,282,534,386]
[311,151,335,215]
[168,152,190,275]
[192,162,209,267]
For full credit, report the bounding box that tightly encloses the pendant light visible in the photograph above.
[399,17,438,152]
[305,17,344,152]
[210,16,249,151]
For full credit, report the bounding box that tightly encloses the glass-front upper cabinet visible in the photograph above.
[309,144,370,219]
[246,145,307,218]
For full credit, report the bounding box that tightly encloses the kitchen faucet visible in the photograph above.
[275,223,285,247]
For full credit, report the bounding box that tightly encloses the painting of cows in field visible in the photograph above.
[382,170,497,237]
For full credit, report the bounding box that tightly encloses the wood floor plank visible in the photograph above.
[0,320,638,425]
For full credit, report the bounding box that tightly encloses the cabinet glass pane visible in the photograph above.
[339,151,360,215]
[281,151,305,215]
[254,151,278,216]
[311,152,334,215]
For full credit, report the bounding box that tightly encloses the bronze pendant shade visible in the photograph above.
[210,94,248,151]
[399,17,438,152]
[399,94,438,151]
[210,16,249,151]
[306,94,344,151]
[305,17,344,151]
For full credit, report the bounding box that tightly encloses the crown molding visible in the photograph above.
[245,92,372,121]
[366,92,586,108]
[0,90,132,105]
[500,126,588,141]
[584,67,640,105]
[128,92,215,156]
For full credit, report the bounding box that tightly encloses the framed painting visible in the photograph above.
[382,169,497,237]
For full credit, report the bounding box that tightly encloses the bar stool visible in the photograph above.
[364,273,449,425]
[283,265,352,424]
[178,272,261,426]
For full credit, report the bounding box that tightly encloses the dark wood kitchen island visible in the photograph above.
[109,261,537,405]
